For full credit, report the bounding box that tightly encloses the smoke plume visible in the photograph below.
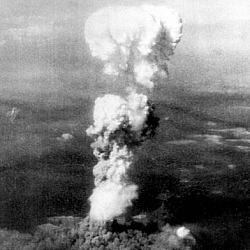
[85,5,182,221]
[84,5,182,89]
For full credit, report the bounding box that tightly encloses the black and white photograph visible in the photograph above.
[0,0,249,249]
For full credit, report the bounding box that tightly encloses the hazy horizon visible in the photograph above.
[0,1,250,106]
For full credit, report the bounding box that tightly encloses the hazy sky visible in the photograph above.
[0,0,250,107]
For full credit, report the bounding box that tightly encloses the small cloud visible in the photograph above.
[6,107,20,123]
[5,18,54,42]
[207,121,217,126]
[228,164,236,170]
[236,145,250,152]
[210,127,250,139]
[194,165,205,170]
[211,190,223,195]
[166,140,196,145]
[56,133,73,142]
[180,179,189,183]
[192,134,222,144]
[204,134,222,144]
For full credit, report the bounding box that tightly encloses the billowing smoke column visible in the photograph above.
[85,5,182,221]
[86,93,158,221]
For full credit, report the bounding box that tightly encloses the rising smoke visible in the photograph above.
[85,5,182,222]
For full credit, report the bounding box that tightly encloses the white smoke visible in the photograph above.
[86,93,152,221]
[85,5,182,221]
[127,93,149,131]
[89,181,138,221]
[84,5,182,89]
